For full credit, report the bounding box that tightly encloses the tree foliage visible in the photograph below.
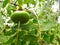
[0,0,59,45]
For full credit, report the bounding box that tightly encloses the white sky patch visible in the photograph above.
[3,17,14,27]
[23,4,27,8]
[52,1,59,12]
[58,16,60,23]
[29,4,34,8]
[5,17,10,23]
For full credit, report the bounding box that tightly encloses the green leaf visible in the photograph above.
[17,40,21,45]
[39,7,45,19]
[39,0,45,2]
[50,35,54,43]
[18,30,27,38]
[22,35,38,41]
[11,42,15,45]
[5,36,15,44]
[2,0,10,8]
[23,0,29,4]
[20,19,37,31]
[42,32,50,43]
[0,11,4,29]
[20,20,34,30]
[17,0,23,6]
[0,35,7,43]
[4,30,16,36]
[40,21,56,31]
[29,41,39,45]
[17,39,27,45]
[12,25,18,30]
[0,3,2,8]
[30,0,36,5]
[7,5,11,15]
[29,29,38,35]
[33,18,38,23]
[10,4,17,11]
[21,41,26,45]
[24,0,36,5]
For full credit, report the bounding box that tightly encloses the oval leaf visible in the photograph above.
[2,0,10,8]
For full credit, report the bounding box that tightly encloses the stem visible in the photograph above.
[35,0,42,44]
[16,21,21,45]
[18,21,20,30]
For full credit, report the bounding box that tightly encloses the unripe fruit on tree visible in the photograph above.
[11,11,30,24]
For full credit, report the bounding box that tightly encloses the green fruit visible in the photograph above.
[11,11,30,24]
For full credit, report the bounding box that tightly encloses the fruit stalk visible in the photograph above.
[16,21,21,45]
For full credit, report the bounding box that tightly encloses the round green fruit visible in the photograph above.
[11,11,30,24]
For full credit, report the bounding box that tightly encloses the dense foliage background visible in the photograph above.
[0,0,59,45]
